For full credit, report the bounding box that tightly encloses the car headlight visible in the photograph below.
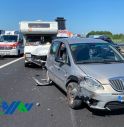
[80,77,104,90]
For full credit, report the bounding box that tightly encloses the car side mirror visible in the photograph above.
[55,57,65,64]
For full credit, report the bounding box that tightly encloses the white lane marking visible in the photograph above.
[0,57,24,69]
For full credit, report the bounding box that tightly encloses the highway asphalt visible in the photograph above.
[0,57,124,127]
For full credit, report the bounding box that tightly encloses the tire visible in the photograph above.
[67,82,82,109]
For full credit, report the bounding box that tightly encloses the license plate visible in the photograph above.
[25,53,31,57]
[118,96,124,102]
[0,52,9,55]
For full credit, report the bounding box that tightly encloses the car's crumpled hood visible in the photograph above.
[31,44,51,56]
[78,63,124,84]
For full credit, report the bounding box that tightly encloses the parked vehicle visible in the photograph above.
[46,38,124,110]
[88,35,120,51]
[0,31,24,56]
[117,43,124,55]
[20,21,58,67]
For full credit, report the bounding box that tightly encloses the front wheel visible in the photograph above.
[67,82,82,109]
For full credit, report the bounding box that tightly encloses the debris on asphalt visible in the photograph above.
[36,74,40,77]
[36,102,40,107]
[47,108,51,111]
[32,77,51,86]
[50,113,54,117]
[32,87,36,91]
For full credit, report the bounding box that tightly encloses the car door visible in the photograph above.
[46,41,60,82]
[53,42,71,91]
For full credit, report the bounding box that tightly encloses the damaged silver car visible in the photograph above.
[46,38,124,110]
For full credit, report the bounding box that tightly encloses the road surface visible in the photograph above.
[0,57,124,127]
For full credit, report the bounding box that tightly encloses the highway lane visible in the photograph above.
[0,58,124,127]
[0,56,18,66]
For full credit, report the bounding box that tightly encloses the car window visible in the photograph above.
[50,41,60,55]
[57,43,70,64]
[58,43,66,57]
[70,43,124,64]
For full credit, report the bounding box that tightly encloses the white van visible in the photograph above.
[0,31,24,56]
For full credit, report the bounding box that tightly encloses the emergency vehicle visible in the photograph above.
[57,30,73,38]
[20,20,58,67]
[0,31,24,56]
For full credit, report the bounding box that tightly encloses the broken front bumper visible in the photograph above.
[88,92,124,110]
[79,85,124,110]
[25,53,47,66]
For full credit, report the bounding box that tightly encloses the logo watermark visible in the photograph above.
[0,98,33,115]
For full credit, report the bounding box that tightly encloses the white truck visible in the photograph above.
[20,21,58,67]
[0,31,24,56]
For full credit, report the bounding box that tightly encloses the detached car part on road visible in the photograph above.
[46,38,124,110]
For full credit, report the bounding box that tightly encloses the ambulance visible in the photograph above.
[0,31,24,56]
[57,30,73,38]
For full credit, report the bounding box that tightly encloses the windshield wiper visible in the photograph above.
[100,60,124,63]
[76,61,108,64]
[76,60,124,64]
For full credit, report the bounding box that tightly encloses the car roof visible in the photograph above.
[53,38,108,44]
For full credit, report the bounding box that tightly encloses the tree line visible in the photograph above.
[87,31,124,43]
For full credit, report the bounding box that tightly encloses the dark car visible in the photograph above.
[88,35,120,51]
[117,43,124,55]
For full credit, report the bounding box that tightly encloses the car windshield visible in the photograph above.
[26,36,47,45]
[0,35,18,42]
[70,43,124,64]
